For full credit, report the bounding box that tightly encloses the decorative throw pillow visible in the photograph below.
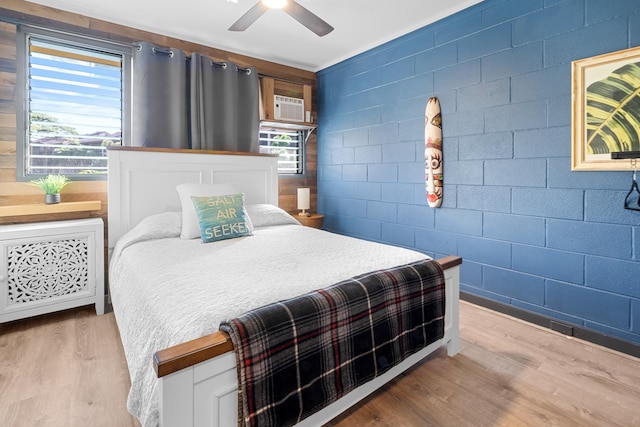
[191,193,253,243]
[176,183,241,239]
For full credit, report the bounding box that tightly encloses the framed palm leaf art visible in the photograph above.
[572,46,640,170]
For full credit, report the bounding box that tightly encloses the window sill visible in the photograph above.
[0,201,102,218]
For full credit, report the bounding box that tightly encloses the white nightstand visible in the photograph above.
[0,218,104,322]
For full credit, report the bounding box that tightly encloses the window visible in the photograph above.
[17,27,131,179]
[259,124,308,174]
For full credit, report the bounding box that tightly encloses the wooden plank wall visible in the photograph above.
[0,0,318,231]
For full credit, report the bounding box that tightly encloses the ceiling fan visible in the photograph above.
[228,0,334,37]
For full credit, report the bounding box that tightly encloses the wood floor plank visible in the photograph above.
[331,302,640,427]
[458,306,640,426]
[1,301,639,426]
[0,307,139,427]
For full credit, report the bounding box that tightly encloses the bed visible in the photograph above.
[107,146,461,427]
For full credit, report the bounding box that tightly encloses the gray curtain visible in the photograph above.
[190,53,259,152]
[131,43,259,152]
[132,42,188,148]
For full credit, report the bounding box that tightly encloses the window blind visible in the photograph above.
[259,126,305,174]
[26,38,123,175]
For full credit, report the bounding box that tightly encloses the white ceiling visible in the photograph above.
[27,0,483,72]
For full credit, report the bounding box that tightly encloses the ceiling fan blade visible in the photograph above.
[284,1,334,37]
[228,2,269,32]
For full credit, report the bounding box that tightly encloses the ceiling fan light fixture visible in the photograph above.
[262,0,287,9]
[231,0,333,37]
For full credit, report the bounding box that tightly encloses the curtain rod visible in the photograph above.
[1,15,314,85]
[136,43,313,81]
[211,59,252,75]
[134,44,252,74]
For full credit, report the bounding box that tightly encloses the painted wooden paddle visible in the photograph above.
[425,97,443,208]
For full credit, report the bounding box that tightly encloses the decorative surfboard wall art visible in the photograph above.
[425,97,443,208]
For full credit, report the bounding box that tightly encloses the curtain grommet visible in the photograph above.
[151,46,175,58]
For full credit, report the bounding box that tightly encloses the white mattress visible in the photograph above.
[109,207,429,427]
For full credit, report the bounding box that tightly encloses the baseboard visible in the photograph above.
[461,291,640,359]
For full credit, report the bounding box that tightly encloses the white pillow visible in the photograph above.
[176,183,240,239]
[245,204,302,228]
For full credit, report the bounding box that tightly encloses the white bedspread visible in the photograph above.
[109,208,429,427]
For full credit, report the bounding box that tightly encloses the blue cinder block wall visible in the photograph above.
[316,0,640,344]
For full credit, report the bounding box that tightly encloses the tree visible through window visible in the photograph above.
[259,126,306,174]
[17,28,131,179]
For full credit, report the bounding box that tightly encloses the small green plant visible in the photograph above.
[30,174,70,195]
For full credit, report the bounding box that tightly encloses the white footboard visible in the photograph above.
[157,260,460,427]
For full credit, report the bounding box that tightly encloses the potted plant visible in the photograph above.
[30,174,70,204]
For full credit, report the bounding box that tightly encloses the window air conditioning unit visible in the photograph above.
[274,95,305,122]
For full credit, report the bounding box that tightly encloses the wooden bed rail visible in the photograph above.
[435,255,462,270]
[153,330,234,378]
[153,255,462,378]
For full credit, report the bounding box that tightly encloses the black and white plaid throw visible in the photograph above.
[219,259,445,427]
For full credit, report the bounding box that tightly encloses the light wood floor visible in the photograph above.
[1,302,639,427]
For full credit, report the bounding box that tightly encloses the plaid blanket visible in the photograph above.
[219,259,445,427]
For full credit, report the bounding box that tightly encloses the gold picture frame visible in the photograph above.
[571,46,640,171]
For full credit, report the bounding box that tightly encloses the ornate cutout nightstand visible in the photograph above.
[0,218,104,322]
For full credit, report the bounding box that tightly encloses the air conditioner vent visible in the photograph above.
[274,95,304,122]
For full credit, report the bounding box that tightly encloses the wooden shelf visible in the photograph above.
[260,77,314,126]
[0,201,102,218]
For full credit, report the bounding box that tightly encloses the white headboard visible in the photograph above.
[107,147,279,249]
